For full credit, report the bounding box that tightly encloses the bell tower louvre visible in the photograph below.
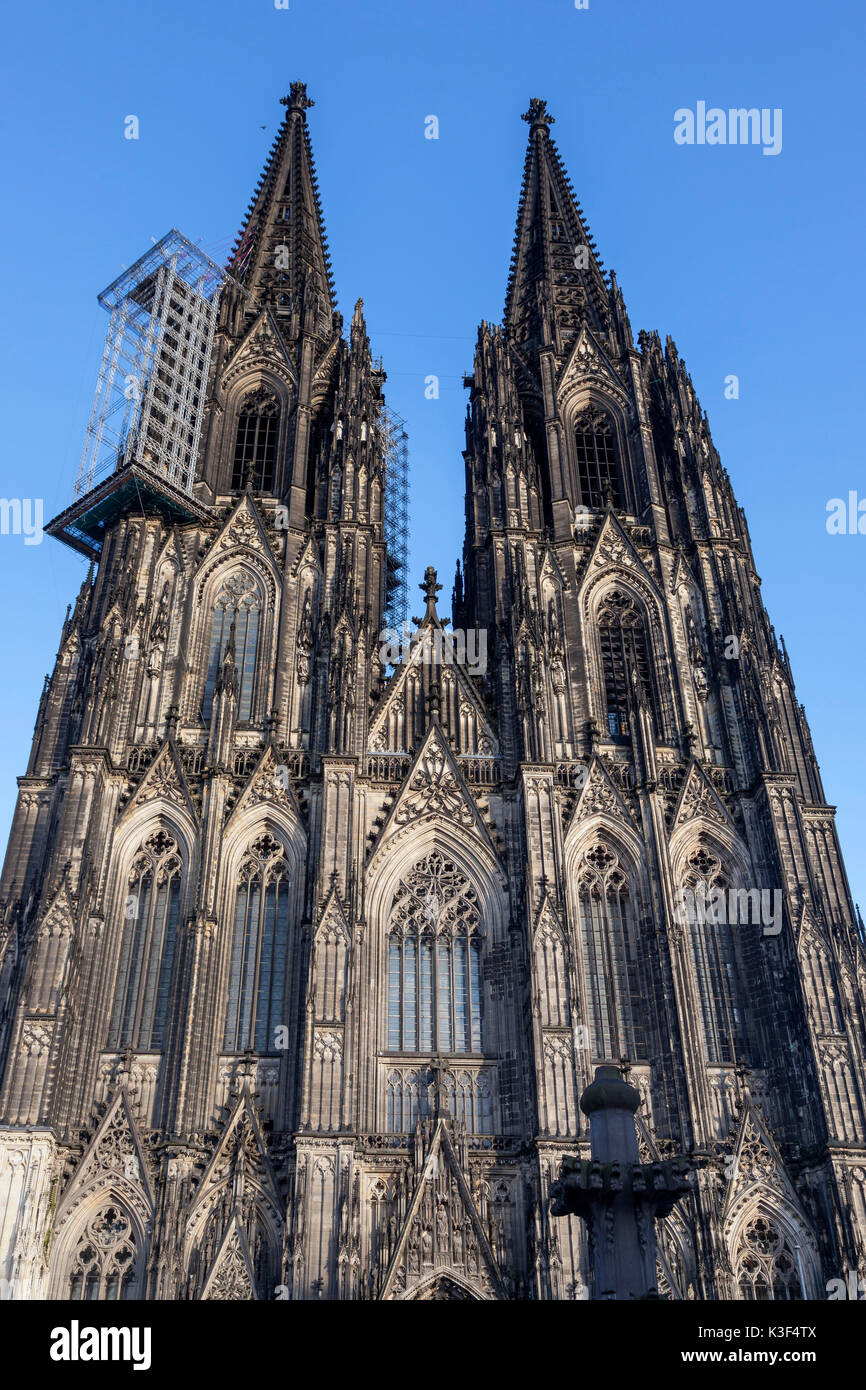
[0,86,864,1304]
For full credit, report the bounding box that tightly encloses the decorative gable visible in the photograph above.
[221,307,297,391]
[369,723,498,870]
[380,1120,506,1301]
[201,1217,257,1301]
[670,761,733,835]
[557,325,628,404]
[225,745,305,830]
[571,755,637,829]
[120,739,198,824]
[211,493,280,566]
[56,1090,155,1233]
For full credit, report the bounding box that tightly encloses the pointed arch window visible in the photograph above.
[574,407,622,509]
[735,1216,803,1300]
[231,388,280,492]
[387,852,483,1054]
[108,830,181,1051]
[68,1205,141,1300]
[598,589,658,739]
[223,834,291,1052]
[202,572,261,723]
[577,843,645,1061]
[681,845,745,1065]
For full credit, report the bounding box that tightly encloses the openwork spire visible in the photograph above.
[505,96,610,352]
[228,82,335,321]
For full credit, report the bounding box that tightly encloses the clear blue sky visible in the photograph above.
[1,0,864,911]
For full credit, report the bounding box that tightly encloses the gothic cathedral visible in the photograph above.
[1,86,864,1303]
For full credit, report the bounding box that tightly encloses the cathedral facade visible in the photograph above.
[0,85,865,1302]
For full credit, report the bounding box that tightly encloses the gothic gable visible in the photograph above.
[221,306,297,392]
[670,760,734,836]
[153,530,186,577]
[315,885,351,944]
[570,755,638,830]
[201,1216,257,1301]
[669,546,702,596]
[368,637,498,758]
[533,888,567,944]
[207,493,281,573]
[224,744,305,832]
[35,883,76,941]
[580,510,659,597]
[290,533,323,581]
[379,1120,506,1301]
[368,722,500,869]
[120,738,199,826]
[190,1089,281,1221]
[557,325,629,404]
[56,1089,155,1233]
[722,1102,809,1235]
[538,545,570,595]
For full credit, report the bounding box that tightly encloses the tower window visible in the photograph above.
[202,572,261,724]
[108,830,181,1051]
[387,851,483,1054]
[231,388,280,492]
[682,846,745,1065]
[576,842,645,1062]
[223,834,291,1052]
[598,589,657,739]
[574,407,621,509]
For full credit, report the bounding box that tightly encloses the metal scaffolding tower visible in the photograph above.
[380,404,410,630]
[76,229,227,500]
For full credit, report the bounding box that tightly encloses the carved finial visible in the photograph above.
[224,619,237,666]
[521,97,555,131]
[216,621,239,698]
[420,566,442,621]
[281,81,315,113]
[264,708,278,745]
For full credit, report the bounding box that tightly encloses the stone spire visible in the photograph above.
[505,96,611,352]
[226,81,336,324]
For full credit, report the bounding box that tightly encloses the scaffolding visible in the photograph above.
[380,404,410,630]
[76,229,228,499]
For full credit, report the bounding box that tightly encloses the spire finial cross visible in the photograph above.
[521,97,555,131]
[420,566,442,620]
[281,81,315,113]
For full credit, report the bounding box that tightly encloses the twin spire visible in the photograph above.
[229,86,608,350]
[506,97,611,351]
[228,81,336,321]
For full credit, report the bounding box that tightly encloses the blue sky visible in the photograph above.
[1,0,864,910]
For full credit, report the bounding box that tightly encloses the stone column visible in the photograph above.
[549,1065,691,1299]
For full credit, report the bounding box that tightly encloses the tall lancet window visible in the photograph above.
[224,834,291,1053]
[577,843,645,1062]
[574,407,622,509]
[682,845,745,1065]
[201,572,261,724]
[108,831,181,1051]
[387,851,483,1054]
[231,387,280,492]
[598,589,657,739]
